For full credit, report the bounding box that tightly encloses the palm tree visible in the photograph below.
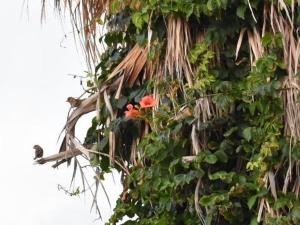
[38,1,300,224]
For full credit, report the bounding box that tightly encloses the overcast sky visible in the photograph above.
[0,2,121,224]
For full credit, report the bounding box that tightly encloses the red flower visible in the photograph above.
[125,104,141,119]
[139,95,157,108]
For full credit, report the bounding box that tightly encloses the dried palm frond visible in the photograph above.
[191,125,201,155]
[65,93,98,131]
[249,2,300,215]
[191,97,216,153]
[267,3,300,141]
[58,93,98,160]
[282,76,300,140]
[165,16,194,87]
[172,106,192,121]
[103,90,116,165]
[130,139,138,166]
[35,149,82,166]
[144,59,155,81]
[257,172,280,222]
[292,161,300,198]
[37,138,129,174]
[257,198,265,223]
[235,28,247,61]
[43,42,148,169]
[247,27,264,65]
[281,77,300,191]
[100,44,148,101]
[265,3,300,76]
[182,156,196,163]
[236,3,300,143]
[194,178,206,225]
[106,44,148,89]
[42,0,111,68]
[281,70,300,202]
[194,98,215,124]
[247,0,257,23]
[282,156,294,193]
[236,26,264,66]
[93,168,112,212]
[278,0,293,26]
[235,4,300,211]
[267,171,278,200]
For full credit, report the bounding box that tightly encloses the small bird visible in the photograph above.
[66,97,82,108]
[33,145,43,160]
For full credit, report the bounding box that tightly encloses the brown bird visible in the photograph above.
[33,145,43,160]
[66,97,82,108]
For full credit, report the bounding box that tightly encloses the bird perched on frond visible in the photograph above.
[66,97,83,108]
[33,145,43,160]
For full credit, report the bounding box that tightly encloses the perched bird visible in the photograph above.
[33,145,43,160]
[66,97,82,108]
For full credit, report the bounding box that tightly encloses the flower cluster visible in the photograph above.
[124,95,157,119]
[124,104,141,119]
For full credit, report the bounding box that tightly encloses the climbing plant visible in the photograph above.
[39,1,300,224]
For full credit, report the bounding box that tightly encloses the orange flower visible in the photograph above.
[125,104,141,119]
[139,95,157,108]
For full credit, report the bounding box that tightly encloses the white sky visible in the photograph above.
[0,2,121,224]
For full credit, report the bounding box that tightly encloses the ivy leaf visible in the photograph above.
[262,32,272,47]
[250,218,258,225]
[274,196,290,210]
[242,127,252,142]
[236,5,247,19]
[271,80,281,90]
[172,123,183,134]
[292,144,300,160]
[169,159,180,173]
[224,127,238,137]
[247,195,257,209]
[214,150,228,163]
[132,12,144,29]
[110,0,121,12]
[204,154,218,164]
[200,193,228,207]
[249,103,256,116]
[115,96,128,109]
[180,3,194,18]
[209,171,235,183]
[136,33,146,45]
[98,136,108,151]
[149,0,157,7]
[274,33,283,48]
[213,95,233,110]
[292,207,300,221]
[247,188,268,210]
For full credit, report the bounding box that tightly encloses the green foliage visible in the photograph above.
[78,1,300,224]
